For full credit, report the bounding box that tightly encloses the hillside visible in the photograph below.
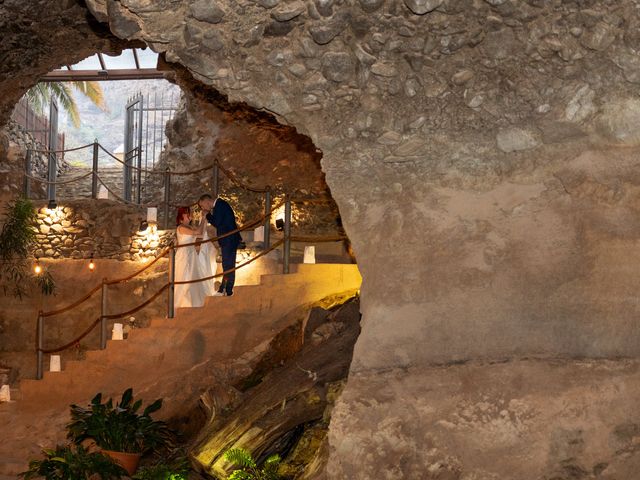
[60,79,180,166]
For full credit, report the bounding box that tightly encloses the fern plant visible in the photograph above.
[223,448,282,480]
[0,197,55,297]
[20,444,126,480]
[132,456,190,480]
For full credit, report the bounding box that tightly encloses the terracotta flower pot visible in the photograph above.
[102,450,142,475]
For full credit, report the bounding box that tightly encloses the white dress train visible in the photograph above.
[198,226,218,296]
[174,228,208,308]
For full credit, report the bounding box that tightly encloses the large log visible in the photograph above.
[191,297,361,478]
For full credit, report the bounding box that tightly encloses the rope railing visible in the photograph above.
[30,143,95,154]
[103,283,170,320]
[99,144,220,176]
[41,284,103,318]
[23,170,93,186]
[94,172,158,207]
[105,247,171,286]
[174,239,283,286]
[30,142,349,380]
[27,141,276,221]
[36,240,284,359]
[22,142,299,198]
[40,317,102,355]
[39,206,280,318]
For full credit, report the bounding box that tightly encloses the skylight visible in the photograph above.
[44,49,164,81]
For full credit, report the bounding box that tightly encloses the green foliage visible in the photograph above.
[67,388,174,454]
[20,444,126,480]
[132,456,191,480]
[0,197,55,297]
[224,448,282,480]
[26,81,106,127]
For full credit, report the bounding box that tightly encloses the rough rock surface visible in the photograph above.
[330,359,640,479]
[0,1,135,126]
[141,80,343,235]
[0,121,71,202]
[4,0,640,477]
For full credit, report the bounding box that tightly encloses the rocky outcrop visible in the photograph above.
[4,0,640,477]
[191,296,360,478]
[144,84,343,235]
[0,121,72,201]
[0,2,135,126]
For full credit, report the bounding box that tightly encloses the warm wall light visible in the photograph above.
[88,255,96,271]
[34,259,42,275]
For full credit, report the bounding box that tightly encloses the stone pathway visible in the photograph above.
[0,264,361,476]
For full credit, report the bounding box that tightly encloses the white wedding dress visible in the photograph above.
[198,226,218,296]
[174,228,209,309]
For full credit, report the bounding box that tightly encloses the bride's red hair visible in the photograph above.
[176,206,191,226]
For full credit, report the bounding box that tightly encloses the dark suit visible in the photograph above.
[206,198,241,295]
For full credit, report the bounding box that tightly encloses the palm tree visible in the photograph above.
[25,81,106,127]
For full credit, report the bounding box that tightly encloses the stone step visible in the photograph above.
[0,264,361,472]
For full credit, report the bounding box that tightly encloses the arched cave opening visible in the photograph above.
[11,0,640,479]
[0,2,359,478]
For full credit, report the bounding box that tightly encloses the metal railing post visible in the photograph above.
[91,141,99,199]
[36,312,44,380]
[264,188,271,249]
[47,149,57,204]
[136,146,142,205]
[163,168,171,230]
[168,248,176,319]
[24,149,31,198]
[212,162,219,198]
[100,279,108,349]
[283,196,291,274]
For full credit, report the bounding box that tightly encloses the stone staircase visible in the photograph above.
[56,166,125,200]
[0,264,361,477]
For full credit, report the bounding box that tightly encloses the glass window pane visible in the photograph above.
[136,49,158,69]
[103,50,136,69]
[71,54,102,70]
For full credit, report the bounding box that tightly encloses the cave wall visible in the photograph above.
[144,82,343,235]
[5,0,640,477]
[0,1,136,126]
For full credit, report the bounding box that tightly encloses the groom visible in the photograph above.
[198,193,241,297]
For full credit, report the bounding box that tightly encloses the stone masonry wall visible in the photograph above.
[32,199,173,261]
[0,121,72,202]
[5,0,640,478]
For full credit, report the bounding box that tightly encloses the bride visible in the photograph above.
[174,206,217,308]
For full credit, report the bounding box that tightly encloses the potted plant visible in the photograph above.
[66,388,173,475]
[20,444,126,480]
